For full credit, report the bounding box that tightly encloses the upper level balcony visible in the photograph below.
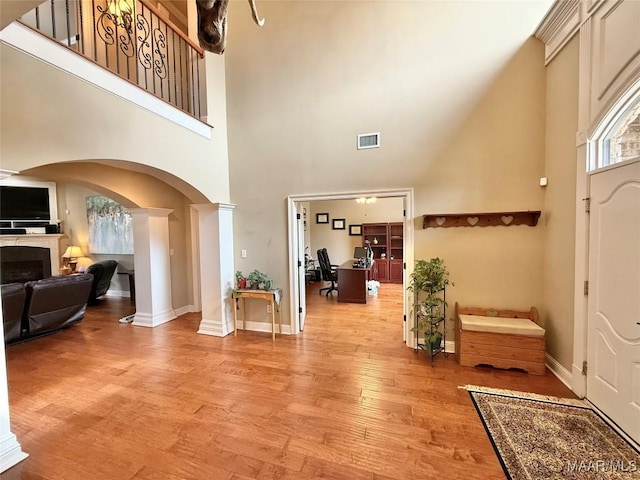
[15,0,206,121]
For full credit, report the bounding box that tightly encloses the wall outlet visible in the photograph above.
[241,249,247,258]
[267,305,272,313]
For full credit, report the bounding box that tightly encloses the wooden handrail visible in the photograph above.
[138,0,204,57]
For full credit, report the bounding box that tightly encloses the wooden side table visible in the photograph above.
[232,289,283,340]
[117,268,135,305]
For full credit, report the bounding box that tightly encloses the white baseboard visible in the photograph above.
[0,432,28,473]
[132,309,176,328]
[545,353,573,390]
[197,318,233,337]
[444,339,455,354]
[173,305,191,317]
[105,289,129,298]
[237,320,292,336]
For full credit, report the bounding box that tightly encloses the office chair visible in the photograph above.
[317,248,338,296]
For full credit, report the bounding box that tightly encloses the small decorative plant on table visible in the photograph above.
[235,270,248,289]
[235,270,273,291]
[408,257,453,362]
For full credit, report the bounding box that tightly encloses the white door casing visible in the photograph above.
[297,203,307,331]
[287,189,413,340]
[587,159,640,444]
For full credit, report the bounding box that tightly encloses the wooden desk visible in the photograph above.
[232,289,283,340]
[337,261,371,304]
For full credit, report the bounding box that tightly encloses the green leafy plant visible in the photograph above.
[246,269,273,290]
[408,257,453,343]
[408,257,451,293]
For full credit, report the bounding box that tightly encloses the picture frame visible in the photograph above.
[316,212,329,224]
[349,224,362,236]
[332,218,346,230]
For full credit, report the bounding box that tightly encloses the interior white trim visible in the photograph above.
[132,309,176,328]
[444,339,455,354]
[237,321,292,336]
[287,188,414,345]
[174,305,192,317]
[534,0,581,65]
[0,22,212,139]
[545,353,574,391]
[0,432,28,474]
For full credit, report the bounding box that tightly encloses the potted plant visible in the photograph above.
[247,269,273,290]
[235,270,247,289]
[426,331,443,353]
[408,257,453,349]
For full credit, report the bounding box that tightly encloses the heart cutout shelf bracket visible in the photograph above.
[423,211,541,229]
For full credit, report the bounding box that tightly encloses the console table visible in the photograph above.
[337,261,371,304]
[232,288,283,340]
[117,268,135,305]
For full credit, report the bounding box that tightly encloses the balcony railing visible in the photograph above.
[20,0,206,119]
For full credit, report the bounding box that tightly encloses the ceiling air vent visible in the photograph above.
[357,132,380,150]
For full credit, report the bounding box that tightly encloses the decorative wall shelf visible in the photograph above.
[423,211,541,229]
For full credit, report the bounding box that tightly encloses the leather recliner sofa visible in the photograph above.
[1,273,93,344]
[2,282,26,343]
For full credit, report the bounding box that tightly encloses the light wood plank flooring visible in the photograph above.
[4,282,573,479]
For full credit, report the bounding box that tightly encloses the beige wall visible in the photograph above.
[226,1,549,333]
[0,43,227,204]
[308,198,403,266]
[541,35,579,369]
[413,39,547,339]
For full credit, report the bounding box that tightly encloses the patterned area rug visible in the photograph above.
[461,385,640,480]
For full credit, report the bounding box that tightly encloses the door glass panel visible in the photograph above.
[602,101,640,167]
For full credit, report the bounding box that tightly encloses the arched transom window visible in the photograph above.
[591,91,640,171]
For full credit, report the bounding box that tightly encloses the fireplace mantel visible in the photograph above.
[0,234,68,271]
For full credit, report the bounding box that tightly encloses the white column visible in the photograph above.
[130,208,176,327]
[192,203,235,337]
[0,301,28,472]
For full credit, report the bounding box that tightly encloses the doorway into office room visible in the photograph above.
[287,189,414,344]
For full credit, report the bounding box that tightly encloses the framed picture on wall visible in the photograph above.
[316,212,329,224]
[349,224,362,236]
[332,218,346,230]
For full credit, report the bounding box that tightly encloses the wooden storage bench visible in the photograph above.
[454,303,546,375]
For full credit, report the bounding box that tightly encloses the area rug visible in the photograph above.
[460,385,640,480]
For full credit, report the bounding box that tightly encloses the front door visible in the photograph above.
[587,158,640,444]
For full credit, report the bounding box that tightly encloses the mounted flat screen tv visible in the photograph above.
[0,186,51,220]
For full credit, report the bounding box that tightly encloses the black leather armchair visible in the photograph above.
[86,260,118,304]
[317,248,338,296]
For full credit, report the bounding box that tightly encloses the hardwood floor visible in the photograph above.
[4,283,573,479]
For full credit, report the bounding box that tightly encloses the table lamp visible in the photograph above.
[62,245,84,272]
